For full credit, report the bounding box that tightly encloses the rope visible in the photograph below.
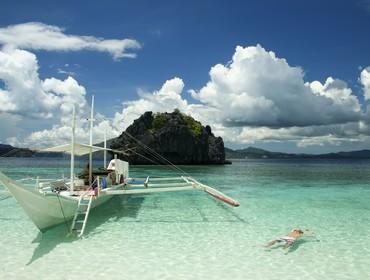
[128,148,189,176]
[130,136,187,172]
[122,136,183,175]
[129,149,165,165]
[125,144,180,169]
[131,144,185,175]
[122,131,192,177]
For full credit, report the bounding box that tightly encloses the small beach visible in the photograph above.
[1,158,370,279]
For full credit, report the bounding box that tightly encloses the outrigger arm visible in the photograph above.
[103,176,240,207]
[182,177,240,207]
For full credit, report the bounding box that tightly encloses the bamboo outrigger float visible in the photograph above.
[0,97,239,237]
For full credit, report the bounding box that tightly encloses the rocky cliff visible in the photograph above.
[110,110,226,164]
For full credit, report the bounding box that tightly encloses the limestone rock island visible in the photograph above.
[110,110,227,164]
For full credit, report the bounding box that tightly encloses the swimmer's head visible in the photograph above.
[292,228,304,234]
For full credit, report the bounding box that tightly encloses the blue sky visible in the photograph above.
[1,0,370,153]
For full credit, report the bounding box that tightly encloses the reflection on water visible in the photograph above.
[27,195,144,265]
[27,225,73,265]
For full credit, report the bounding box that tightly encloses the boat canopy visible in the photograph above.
[42,143,126,156]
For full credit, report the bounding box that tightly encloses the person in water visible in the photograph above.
[266,228,305,249]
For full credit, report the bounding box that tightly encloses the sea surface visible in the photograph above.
[1,157,370,279]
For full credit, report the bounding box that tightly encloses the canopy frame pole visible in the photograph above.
[89,95,95,186]
[114,154,118,184]
[70,105,76,192]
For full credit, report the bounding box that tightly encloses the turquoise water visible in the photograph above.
[1,158,370,279]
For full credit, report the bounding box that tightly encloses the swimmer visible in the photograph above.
[266,228,308,249]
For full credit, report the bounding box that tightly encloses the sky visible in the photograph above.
[1,0,370,153]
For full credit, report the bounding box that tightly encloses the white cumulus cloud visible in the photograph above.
[0,47,87,119]
[13,117,119,150]
[191,45,362,127]
[3,41,370,151]
[0,21,143,148]
[110,45,370,149]
[113,77,189,131]
[235,123,364,148]
[0,47,117,149]
[0,22,141,60]
[360,67,370,100]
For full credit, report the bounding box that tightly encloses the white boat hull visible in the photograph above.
[0,172,113,232]
[0,171,240,233]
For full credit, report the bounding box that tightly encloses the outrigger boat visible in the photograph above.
[0,98,239,237]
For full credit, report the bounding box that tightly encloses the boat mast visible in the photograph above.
[70,105,76,192]
[104,130,107,168]
[89,95,94,186]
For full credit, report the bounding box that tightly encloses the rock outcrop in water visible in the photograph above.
[110,110,227,164]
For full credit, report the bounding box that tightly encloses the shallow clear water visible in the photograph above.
[1,158,370,279]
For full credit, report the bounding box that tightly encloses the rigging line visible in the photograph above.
[129,149,165,165]
[135,139,191,176]
[129,143,178,173]
[126,140,185,176]
[139,146,188,176]
[128,148,185,175]
[123,131,191,177]
[123,143,182,175]
[120,133,183,175]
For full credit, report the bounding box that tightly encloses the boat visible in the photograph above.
[0,97,239,237]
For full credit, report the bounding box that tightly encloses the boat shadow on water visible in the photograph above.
[27,195,144,265]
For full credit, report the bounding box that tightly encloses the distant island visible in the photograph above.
[0,144,33,157]
[225,146,370,159]
[110,110,227,164]
[3,126,370,161]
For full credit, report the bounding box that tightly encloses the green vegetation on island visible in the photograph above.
[150,110,202,137]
